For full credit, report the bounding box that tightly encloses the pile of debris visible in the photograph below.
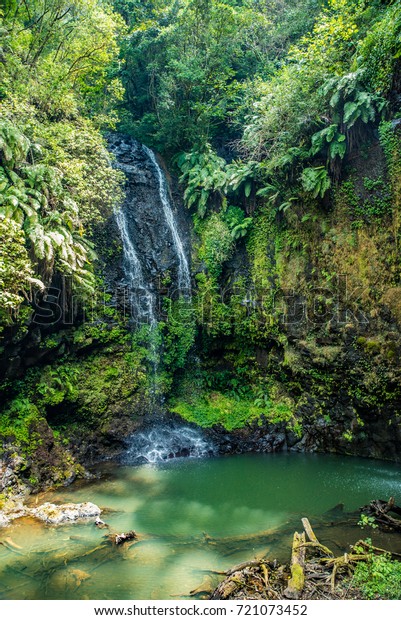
[201,508,401,600]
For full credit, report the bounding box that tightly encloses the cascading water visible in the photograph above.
[110,136,205,457]
[122,424,215,464]
[115,207,157,327]
[142,145,191,296]
[111,135,191,323]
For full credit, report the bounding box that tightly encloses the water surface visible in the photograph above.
[1,452,400,600]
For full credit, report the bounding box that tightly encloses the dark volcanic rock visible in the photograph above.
[107,133,192,319]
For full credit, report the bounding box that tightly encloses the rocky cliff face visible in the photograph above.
[2,130,401,506]
[190,137,401,462]
[0,134,192,381]
[106,134,192,321]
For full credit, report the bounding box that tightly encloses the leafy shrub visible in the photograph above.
[177,145,228,217]
[198,212,234,281]
[0,398,42,449]
[0,120,96,296]
[352,552,401,600]
[223,205,253,240]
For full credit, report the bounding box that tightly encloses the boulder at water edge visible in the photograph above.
[31,502,101,524]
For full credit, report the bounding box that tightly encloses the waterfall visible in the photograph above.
[111,135,191,326]
[122,424,215,464]
[115,207,157,327]
[142,145,191,296]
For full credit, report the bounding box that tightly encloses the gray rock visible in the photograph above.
[31,501,101,524]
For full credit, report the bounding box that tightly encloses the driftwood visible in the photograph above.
[283,531,306,599]
[0,538,24,555]
[209,559,284,601]
[351,539,401,561]
[360,497,401,531]
[207,515,401,601]
[226,559,268,576]
[302,518,318,542]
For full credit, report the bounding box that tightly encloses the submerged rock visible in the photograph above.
[31,501,101,524]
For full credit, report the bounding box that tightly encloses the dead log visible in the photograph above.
[210,572,245,600]
[299,541,334,557]
[360,498,401,531]
[283,531,306,599]
[0,540,24,555]
[226,559,270,576]
[301,518,318,543]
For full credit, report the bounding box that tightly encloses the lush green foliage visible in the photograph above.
[0,121,96,303]
[4,0,401,454]
[119,0,324,153]
[162,298,197,373]
[171,389,294,431]
[0,397,42,450]
[0,0,125,325]
[352,545,401,599]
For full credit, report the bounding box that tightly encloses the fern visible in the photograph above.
[177,144,228,218]
[301,166,331,198]
[311,124,346,160]
[0,121,95,297]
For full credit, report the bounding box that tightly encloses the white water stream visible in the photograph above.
[115,206,157,327]
[143,145,191,297]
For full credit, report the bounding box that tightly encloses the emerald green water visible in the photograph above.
[1,452,400,600]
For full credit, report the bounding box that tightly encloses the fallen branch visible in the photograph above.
[226,560,268,576]
[298,541,334,557]
[352,539,401,561]
[283,531,306,599]
[360,498,401,531]
[301,518,318,543]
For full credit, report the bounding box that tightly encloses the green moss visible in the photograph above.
[384,342,397,361]
[342,430,353,442]
[162,297,196,372]
[289,563,305,592]
[356,337,381,355]
[0,398,42,454]
[171,391,265,430]
[171,386,294,431]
